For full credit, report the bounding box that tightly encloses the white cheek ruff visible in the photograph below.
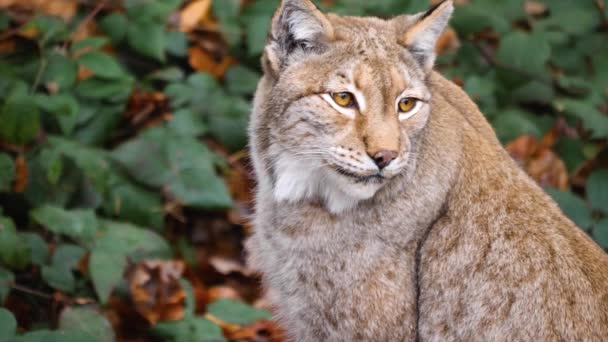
[321,94,356,119]
[398,100,423,121]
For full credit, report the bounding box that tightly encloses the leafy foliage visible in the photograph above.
[0,0,606,340]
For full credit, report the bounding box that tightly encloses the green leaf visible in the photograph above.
[0,153,15,192]
[536,7,599,36]
[98,220,172,260]
[587,170,608,213]
[89,243,126,304]
[545,188,593,230]
[167,109,207,136]
[43,52,78,91]
[147,67,184,82]
[21,233,49,266]
[556,99,608,139]
[77,77,134,101]
[59,307,115,342]
[31,206,98,245]
[0,82,41,145]
[35,93,79,135]
[592,219,608,249]
[212,0,241,20]
[0,12,9,31]
[554,138,586,174]
[0,216,31,270]
[41,244,85,293]
[151,317,226,342]
[125,0,181,22]
[224,65,260,95]
[451,4,511,36]
[496,31,551,77]
[0,267,14,303]
[90,220,170,302]
[70,37,110,55]
[491,109,543,144]
[112,128,232,209]
[0,308,17,342]
[102,177,164,231]
[99,14,128,43]
[243,14,272,56]
[166,31,188,57]
[127,21,166,62]
[18,329,96,342]
[211,0,242,46]
[77,52,126,79]
[207,299,272,325]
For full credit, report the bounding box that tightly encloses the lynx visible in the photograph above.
[246,0,608,340]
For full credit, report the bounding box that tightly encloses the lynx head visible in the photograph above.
[251,0,453,214]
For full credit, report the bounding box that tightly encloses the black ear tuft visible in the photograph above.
[397,0,454,71]
[264,0,334,74]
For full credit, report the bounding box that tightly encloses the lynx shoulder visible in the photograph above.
[247,0,608,340]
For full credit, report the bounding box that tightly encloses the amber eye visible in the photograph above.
[398,97,417,112]
[332,92,356,108]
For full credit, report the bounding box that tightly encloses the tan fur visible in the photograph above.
[247,1,608,340]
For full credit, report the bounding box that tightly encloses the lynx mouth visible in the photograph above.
[332,166,384,184]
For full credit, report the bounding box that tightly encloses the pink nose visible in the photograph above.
[371,150,398,169]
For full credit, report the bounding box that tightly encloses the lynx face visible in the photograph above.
[255,0,453,213]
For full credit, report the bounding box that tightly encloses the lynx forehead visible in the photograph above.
[251,0,452,214]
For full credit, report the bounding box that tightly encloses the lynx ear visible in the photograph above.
[396,0,454,71]
[263,0,334,76]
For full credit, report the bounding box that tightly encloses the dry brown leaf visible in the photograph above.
[128,260,186,324]
[0,0,16,7]
[78,65,95,81]
[14,154,28,193]
[209,256,254,277]
[207,285,243,303]
[506,135,569,190]
[525,0,547,16]
[188,46,235,78]
[0,39,16,54]
[1,0,78,19]
[125,89,171,129]
[226,320,287,342]
[435,27,460,55]
[180,0,212,32]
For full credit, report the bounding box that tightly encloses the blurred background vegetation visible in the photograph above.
[0,0,606,340]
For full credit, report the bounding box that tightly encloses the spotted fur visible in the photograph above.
[247,1,608,340]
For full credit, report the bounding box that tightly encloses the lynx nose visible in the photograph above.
[371,150,398,170]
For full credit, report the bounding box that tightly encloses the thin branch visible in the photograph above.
[594,0,608,28]
[471,40,553,87]
[10,283,54,300]
[30,43,47,94]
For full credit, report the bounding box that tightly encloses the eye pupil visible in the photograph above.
[332,92,355,108]
[398,97,417,112]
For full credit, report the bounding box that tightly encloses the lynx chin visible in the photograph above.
[246,0,608,340]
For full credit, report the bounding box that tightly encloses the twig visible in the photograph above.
[10,283,54,300]
[594,0,608,29]
[30,43,47,93]
[62,0,107,50]
[471,40,553,86]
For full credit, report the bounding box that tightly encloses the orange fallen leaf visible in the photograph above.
[226,320,286,342]
[128,260,186,324]
[435,27,460,55]
[14,154,28,193]
[525,0,547,16]
[180,0,212,32]
[207,285,242,303]
[0,40,16,54]
[188,46,235,79]
[506,135,569,190]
